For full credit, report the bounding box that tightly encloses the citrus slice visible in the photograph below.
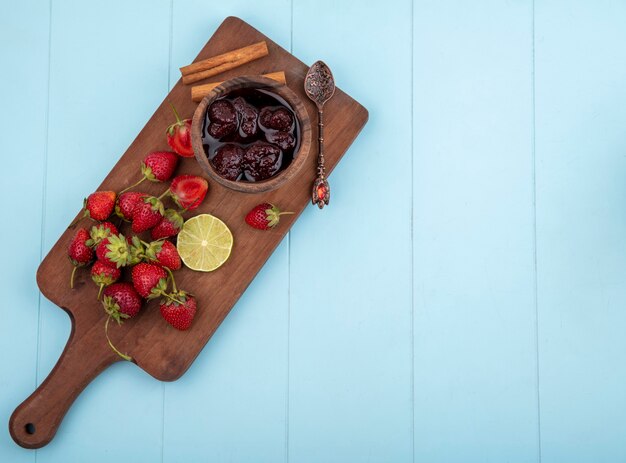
[176,214,233,272]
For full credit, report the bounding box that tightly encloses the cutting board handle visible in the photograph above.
[9,322,120,449]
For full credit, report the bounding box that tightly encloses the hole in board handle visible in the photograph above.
[25,423,36,435]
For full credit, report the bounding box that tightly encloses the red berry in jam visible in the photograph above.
[208,121,237,139]
[243,141,283,181]
[266,131,296,150]
[211,144,244,181]
[208,100,237,124]
[233,97,259,137]
[260,107,294,131]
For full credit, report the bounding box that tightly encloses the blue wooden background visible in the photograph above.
[2,0,626,461]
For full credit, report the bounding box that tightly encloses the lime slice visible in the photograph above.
[177,214,233,272]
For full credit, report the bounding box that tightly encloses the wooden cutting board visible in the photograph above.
[9,16,368,449]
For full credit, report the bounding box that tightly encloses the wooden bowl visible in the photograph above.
[191,76,312,194]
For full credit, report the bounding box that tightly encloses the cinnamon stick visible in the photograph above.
[191,72,287,103]
[180,41,269,85]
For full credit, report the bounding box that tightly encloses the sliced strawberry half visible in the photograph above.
[166,105,194,157]
[169,175,208,211]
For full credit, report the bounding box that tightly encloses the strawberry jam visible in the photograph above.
[202,88,300,182]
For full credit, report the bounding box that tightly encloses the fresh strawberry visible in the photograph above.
[126,235,145,265]
[143,151,179,181]
[91,260,121,299]
[96,233,130,268]
[119,151,179,195]
[160,290,197,331]
[84,191,116,221]
[87,221,118,247]
[115,191,148,222]
[68,228,94,265]
[168,175,208,211]
[150,209,183,240]
[131,196,164,233]
[245,203,294,230]
[143,239,181,270]
[102,282,143,322]
[101,282,143,361]
[68,228,94,288]
[131,262,168,299]
[166,105,194,157]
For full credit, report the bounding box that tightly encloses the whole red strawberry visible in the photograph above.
[96,233,130,268]
[143,239,181,270]
[91,261,121,299]
[68,228,94,288]
[169,175,208,211]
[115,191,148,222]
[119,152,179,195]
[166,105,194,157]
[131,196,165,233]
[101,282,143,361]
[87,221,118,247]
[245,203,294,230]
[143,151,179,181]
[84,191,116,221]
[131,262,168,299]
[150,209,183,240]
[102,282,143,322]
[160,291,197,330]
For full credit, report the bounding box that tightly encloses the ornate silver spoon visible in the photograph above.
[304,60,335,209]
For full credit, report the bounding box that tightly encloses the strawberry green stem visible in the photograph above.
[119,176,146,194]
[105,316,132,361]
[97,284,104,300]
[70,266,77,289]
[170,103,182,124]
[165,267,178,293]
[162,292,185,305]
[157,188,170,200]
[279,212,295,216]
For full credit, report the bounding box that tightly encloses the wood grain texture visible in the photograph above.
[14,1,171,456]
[8,2,626,461]
[161,5,293,462]
[31,1,171,458]
[9,16,367,449]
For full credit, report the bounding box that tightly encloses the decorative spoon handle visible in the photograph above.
[312,109,330,208]
[304,60,335,209]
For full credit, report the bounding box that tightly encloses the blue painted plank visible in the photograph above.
[535,1,626,461]
[34,1,171,460]
[6,2,626,461]
[0,0,49,461]
[413,1,539,461]
[163,4,292,462]
[289,1,413,462]
[162,242,289,463]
